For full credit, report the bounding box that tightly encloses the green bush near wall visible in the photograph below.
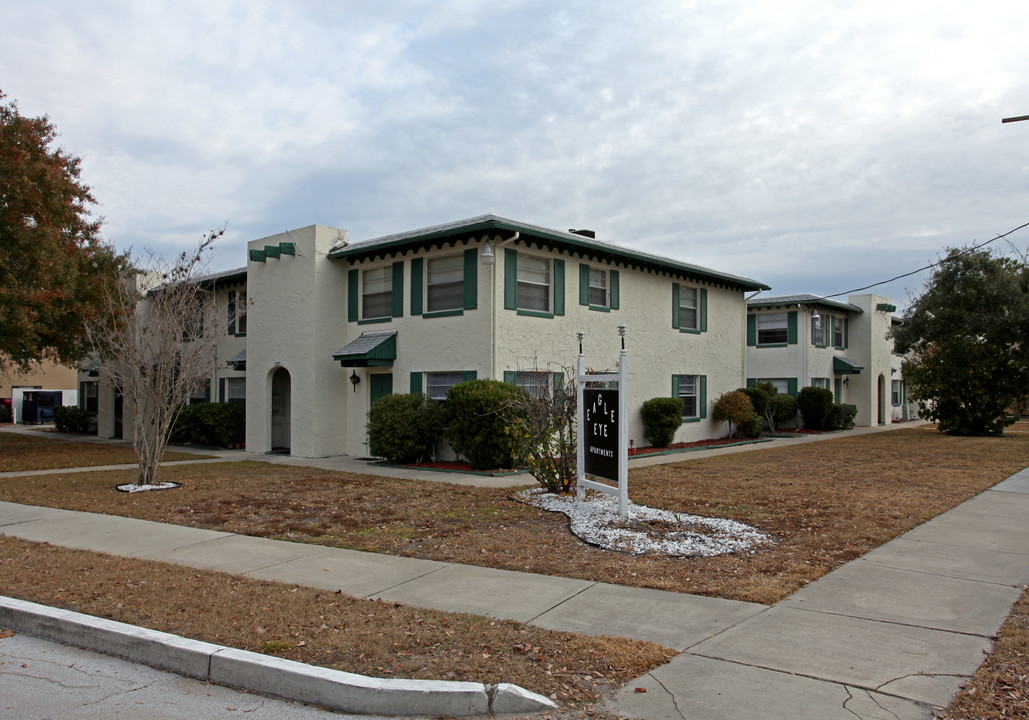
[446,380,527,470]
[640,397,684,448]
[797,387,835,430]
[53,406,90,433]
[367,393,446,464]
[171,402,245,447]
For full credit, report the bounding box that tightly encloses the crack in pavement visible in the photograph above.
[650,672,687,720]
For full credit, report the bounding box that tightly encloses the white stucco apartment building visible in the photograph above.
[745,293,917,427]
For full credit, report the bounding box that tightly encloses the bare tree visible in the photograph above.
[86,231,222,488]
[503,364,577,494]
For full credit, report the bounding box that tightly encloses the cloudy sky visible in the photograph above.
[4,0,1029,309]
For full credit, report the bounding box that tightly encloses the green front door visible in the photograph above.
[370,373,393,407]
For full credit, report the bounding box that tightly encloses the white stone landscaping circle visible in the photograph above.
[516,488,775,557]
[116,482,181,493]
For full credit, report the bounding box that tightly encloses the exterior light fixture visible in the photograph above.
[843,377,849,386]
[349,370,360,392]
[811,308,820,320]
[480,241,495,265]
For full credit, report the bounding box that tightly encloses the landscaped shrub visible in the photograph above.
[446,380,528,470]
[171,402,246,447]
[712,391,755,438]
[739,386,769,420]
[826,403,858,430]
[797,387,834,430]
[53,405,90,433]
[640,397,684,448]
[769,393,798,427]
[738,412,765,438]
[0,404,11,424]
[367,393,446,464]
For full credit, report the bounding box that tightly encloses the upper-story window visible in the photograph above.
[518,254,551,313]
[578,264,620,311]
[833,316,846,347]
[589,269,607,307]
[427,255,464,313]
[678,287,699,330]
[811,314,824,346]
[758,313,789,345]
[236,291,247,334]
[362,266,393,320]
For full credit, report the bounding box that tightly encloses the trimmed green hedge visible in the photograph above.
[171,402,246,447]
[367,393,445,464]
[640,397,684,448]
[446,380,527,470]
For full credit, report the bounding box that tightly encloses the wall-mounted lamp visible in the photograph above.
[811,308,820,320]
[480,240,495,265]
[349,370,361,392]
[843,377,850,386]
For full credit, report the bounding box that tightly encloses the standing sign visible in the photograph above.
[576,326,629,517]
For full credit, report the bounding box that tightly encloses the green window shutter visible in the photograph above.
[747,314,756,346]
[579,264,590,306]
[699,375,707,419]
[610,270,619,310]
[671,374,680,397]
[203,379,211,403]
[78,382,85,410]
[227,290,236,335]
[504,248,518,309]
[347,269,359,322]
[672,283,681,329]
[463,370,477,382]
[410,372,423,394]
[700,288,708,332]
[844,318,849,348]
[746,378,756,388]
[787,378,798,397]
[503,371,516,384]
[554,258,565,315]
[391,261,404,318]
[552,372,564,395]
[219,378,225,402]
[410,257,424,316]
[787,311,798,344]
[811,315,816,345]
[463,248,478,310]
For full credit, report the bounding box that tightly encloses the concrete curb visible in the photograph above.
[0,596,557,717]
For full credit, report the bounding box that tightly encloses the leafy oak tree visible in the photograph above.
[892,247,1029,436]
[0,91,124,372]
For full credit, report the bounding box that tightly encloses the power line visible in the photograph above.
[821,220,1029,300]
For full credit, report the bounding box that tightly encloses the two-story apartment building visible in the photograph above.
[745,293,916,426]
[81,215,770,457]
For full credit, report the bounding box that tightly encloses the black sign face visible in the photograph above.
[583,388,619,481]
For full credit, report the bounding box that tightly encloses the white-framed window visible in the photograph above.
[227,377,246,410]
[758,313,788,345]
[83,381,98,414]
[677,375,699,418]
[678,287,699,330]
[236,291,247,334]
[833,316,846,347]
[517,255,551,312]
[588,268,608,308]
[892,379,903,406]
[425,372,465,401]
[812,315,824,345]
[811,377,830,390]
[757,378,790,395]
[362,266,393,320]
[427,254,464,313]
[514,370,551,399]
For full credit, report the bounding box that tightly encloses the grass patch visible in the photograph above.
[0,535,673,712]
[0,431,211,472]
[1,427,1026,605]
[945,584,1029,719]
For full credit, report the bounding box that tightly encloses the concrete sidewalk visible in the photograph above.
[610,467,1029,719]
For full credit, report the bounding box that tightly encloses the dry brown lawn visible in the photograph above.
[945,584,1029,719]
[0,430,210,472]
[0,535,672,713]
[1,426,1026,604]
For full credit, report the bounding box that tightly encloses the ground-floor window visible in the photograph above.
[811,377,830,390]
[426,372,466,401]
[892,379,904,406]
[677,375,699,418]
[226,377,246,411]
[82,381,98,414]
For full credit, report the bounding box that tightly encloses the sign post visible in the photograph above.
[576,326,629,518]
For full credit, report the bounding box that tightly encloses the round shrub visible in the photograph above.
[712,391,755,438]
[738,412,765,438]
[797,387,834,430]
[769,393,798,426]
[826,403,858,430]
[640,397,684,448]
[739,386,769,419]
[446,380,527,470]
[53,405,90,433]
[367,393,445,464]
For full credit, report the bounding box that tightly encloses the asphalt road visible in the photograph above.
[0,631,406,720]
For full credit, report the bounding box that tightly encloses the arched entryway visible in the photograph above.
[877,374,886,425]
[270,367,291,454]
